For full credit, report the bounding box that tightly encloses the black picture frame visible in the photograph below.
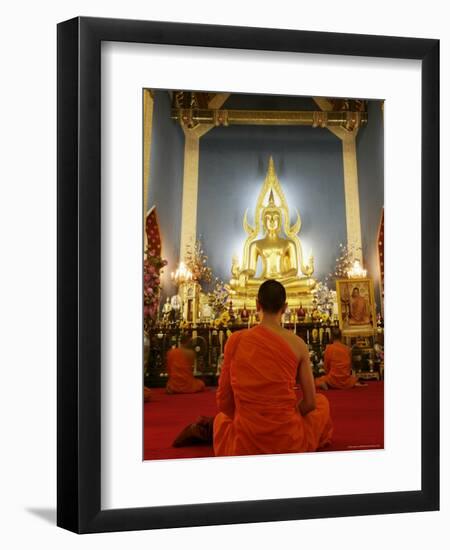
[57,16,439,533]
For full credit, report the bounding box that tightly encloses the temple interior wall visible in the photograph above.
[147,90,185,298]
[146,93,384,312]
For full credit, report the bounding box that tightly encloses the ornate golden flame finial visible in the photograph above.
[268,155,276,176]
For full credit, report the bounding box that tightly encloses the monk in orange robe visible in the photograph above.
[213,280,333,457]
[348,287,370,325]
[315,327,360,390]
[166,335,205,394]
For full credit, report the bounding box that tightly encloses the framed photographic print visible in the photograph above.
[57,17,439,533]
[336,278,377,336]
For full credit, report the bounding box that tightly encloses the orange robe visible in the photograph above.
[166,348,205,394]
[213,326,332,457]
[315,342,357,389]
[349,295,370,324]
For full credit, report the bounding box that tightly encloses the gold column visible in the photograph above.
[341,133,363,258]
[179,93,230,261]
[180,130,201,256]
[143,89,154,248]
[313,97,363,261]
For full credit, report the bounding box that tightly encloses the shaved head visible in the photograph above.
[257,280,286,313]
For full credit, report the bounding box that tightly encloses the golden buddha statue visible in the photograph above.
[228,157,316,308]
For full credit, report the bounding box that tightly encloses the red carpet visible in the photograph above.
[144,381,384,460]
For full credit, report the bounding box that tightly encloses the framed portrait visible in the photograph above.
[336,278,377,336]
[57,17,439,533]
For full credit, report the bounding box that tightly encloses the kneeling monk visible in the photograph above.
[214,280,333,457]
[166,335,205,394]
[315,328,359,390]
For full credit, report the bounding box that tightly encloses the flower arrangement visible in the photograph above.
[321,312,330,323]
[326,243,363,282]
[143,247,168,333]
[312,311,330,323]
[311,281,336,318]
[184,239,212,286]
[208,278,230,319]
[214,310,231,328]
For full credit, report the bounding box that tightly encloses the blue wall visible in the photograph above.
[197,125,346,284]
[357,101,384,311]
[147,91,184,298]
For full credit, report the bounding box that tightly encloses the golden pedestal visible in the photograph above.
[228,285,316,311]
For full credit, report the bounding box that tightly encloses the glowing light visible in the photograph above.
[232,251,242,267]
[347,259,367,278]
[171,261,193,285]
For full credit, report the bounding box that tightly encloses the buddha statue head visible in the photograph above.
[262,191,283,235]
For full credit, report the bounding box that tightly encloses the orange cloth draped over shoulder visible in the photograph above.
[315,341,357,389]
[213,325,333,457]
[166,348,205,394]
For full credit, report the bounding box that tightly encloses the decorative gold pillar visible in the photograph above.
[313,97,363,261]
[143,89,154,249]
[341,133,363,259]
[179,131,200,256]
[179,93,230,261]
[143,89,154,217]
